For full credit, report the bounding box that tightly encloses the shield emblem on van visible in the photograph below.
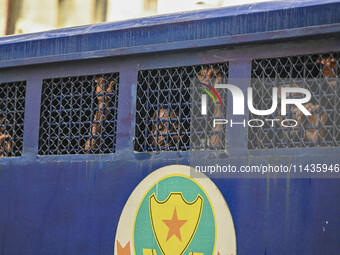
[149,192,203,255]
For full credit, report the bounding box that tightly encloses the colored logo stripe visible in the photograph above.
[200,82,223,106]
[200,88,216,105]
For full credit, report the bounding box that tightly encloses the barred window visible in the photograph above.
[249,53,339,149]
[0,81,26,157]
[38,73,119,155]
[134,63,228,152]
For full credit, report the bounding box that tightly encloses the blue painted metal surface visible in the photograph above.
[0,0,339,67]
[0,1,340,254]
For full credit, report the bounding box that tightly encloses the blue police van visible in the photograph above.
[0,1,339,254]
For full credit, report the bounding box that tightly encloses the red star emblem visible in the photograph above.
[162,207,187,242]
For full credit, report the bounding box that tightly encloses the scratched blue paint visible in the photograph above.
[0,1,340,254]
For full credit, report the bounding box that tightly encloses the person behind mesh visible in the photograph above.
[85,76,115,152]
[289,55,338,143]
[148,108,180,150]
[148,65,224,151]
[317,54,338,89]
[197,66,224,148]
[0,114,11,157]
[276,55,337,145]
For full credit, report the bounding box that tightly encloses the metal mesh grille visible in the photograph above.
[249,53,340,149]
[134,63,228,152]
[0,81,26,157]
[38,73,119,155]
